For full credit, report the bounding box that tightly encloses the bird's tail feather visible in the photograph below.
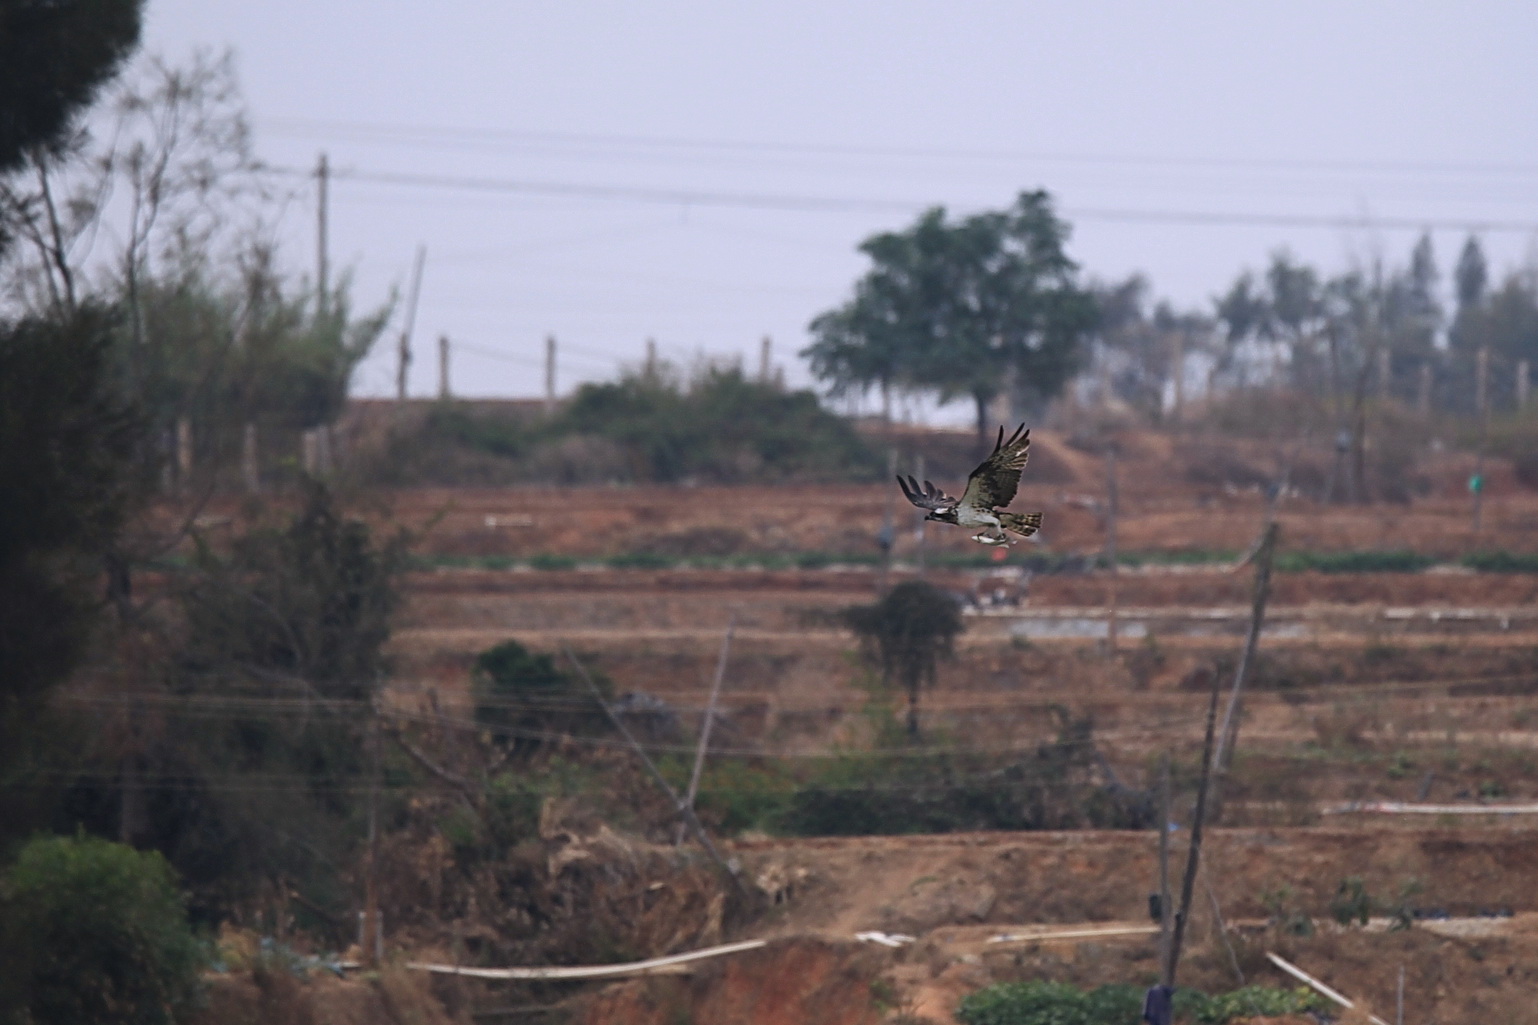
[999,511,1043,537]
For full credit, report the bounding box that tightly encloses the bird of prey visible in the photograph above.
[896,424,1043,546]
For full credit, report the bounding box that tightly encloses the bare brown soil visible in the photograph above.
[185,427,1538,1024]
[334,426,1538,560]
[559,825,1538,1025]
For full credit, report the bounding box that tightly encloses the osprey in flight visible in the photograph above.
[897,424,1043,546]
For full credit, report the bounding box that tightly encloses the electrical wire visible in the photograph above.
[262,164,1538,234]
[260,116,1538,181]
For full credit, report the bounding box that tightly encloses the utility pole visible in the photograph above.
[397,245,427,402]
[1155,758,1172,979]
[677,615,736,845]
[315,153,329,317]
[1162,672,1222,990]
[1105,443,1120,654]
[1170,329,1185,423]
[1418,362,1432,416]
[438,335,450,400]
[1474,346,1490,532]
[913,453,927,578]
[362,711,381,966]
[1377,347,1391,399]
[175,418,192,492]
[645,337,657,379]
[1144,675,1222,1025]
[1475,345,1490,419]
[242,423,259,494]
[877,449,897,594]
[759,335,772,384]
[564,649,744,894]
[1215,522,1279,771]
[545,335,557,413]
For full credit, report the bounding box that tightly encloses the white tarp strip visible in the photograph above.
[988,924,1159,944]
[1324,800,1538,815]
[406,938,768,980]
[1266,952,1389,1025]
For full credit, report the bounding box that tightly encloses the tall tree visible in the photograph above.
[3,52,392,485]
[1476,272,1538,399]
[1084,276,1213,420]
[0,307,144,845]
[0,1,143,844]
[1454,236,1489,315]
[90,484,408,920]
[805,191,1094,446]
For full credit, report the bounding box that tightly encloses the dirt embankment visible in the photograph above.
[193,820,1538,1025]
[556,823,1538,1025]
[574,939,886,1025]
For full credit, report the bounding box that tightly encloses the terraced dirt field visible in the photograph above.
[353,444,1538,1023]
[189,426,1538,1023]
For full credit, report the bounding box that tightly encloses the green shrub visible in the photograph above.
[956,979,1094,1025]
[956,981,1193,1025]
[1194,985,1324,1023]
[1330,876,1372,925]
[1275,549,1432,573]
[424,403,530,458]
[473,640,609,752]
[607,551,673,570]
[0,834,204,1025]
[1080,983,1144,1022]
[691,761,798,834]
[956,979,1320,1025]
[1118,549,1239,567]
[1462,550,1538,573]
[559,365,880,483]
[775,715,1152,838]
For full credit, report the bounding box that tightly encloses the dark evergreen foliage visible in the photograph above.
[0,0,142,172]
[0,307,145,845]
[472,639,610,753]
[843,580,964,737]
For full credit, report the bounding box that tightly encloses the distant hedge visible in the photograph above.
[1274,549,1433,573]
[1461,550,1538,573]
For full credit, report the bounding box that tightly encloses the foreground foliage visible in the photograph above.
[956,978,1325,1025]
[57,484,407,936]
[0,306,146,845]
[0,834,203,1025]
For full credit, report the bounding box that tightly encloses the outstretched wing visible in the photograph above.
[958,424,1031,512]
[896,474,958,512]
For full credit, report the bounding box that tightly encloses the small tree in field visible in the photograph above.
[843,581,964,739]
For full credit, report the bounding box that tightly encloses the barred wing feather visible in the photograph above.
[958,424,1030,513]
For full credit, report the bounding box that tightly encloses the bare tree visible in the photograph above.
[1,49,275,327]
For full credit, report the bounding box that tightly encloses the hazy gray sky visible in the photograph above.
[141,1,1538,414]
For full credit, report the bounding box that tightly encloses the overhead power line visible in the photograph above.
[260,116,1538,180]
[265,164,1538,234]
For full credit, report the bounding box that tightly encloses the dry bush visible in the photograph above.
[1311,704,1382,751]
[1181,440,1276,489]
[518,434,631,484]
